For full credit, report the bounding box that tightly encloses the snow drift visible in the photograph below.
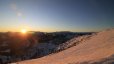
[15,29,114,64]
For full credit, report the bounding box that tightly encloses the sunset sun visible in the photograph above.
[21,29,27,34]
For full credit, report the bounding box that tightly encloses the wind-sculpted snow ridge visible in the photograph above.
[55,34,93,52]
[14,28,114,64]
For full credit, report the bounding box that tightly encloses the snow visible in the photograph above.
[14,29,114,64]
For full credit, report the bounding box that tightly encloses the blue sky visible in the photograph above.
[0,0,114,32]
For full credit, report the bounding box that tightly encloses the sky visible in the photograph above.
[0,0,114,32]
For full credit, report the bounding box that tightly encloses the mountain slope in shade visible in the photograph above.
[15,29,114,64]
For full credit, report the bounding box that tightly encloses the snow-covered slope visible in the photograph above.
[56,34,92,52]
[15,29,114,64]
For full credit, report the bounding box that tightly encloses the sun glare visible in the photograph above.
[21,29,27,34]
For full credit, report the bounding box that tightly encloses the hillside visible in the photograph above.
[15,29,114,64]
